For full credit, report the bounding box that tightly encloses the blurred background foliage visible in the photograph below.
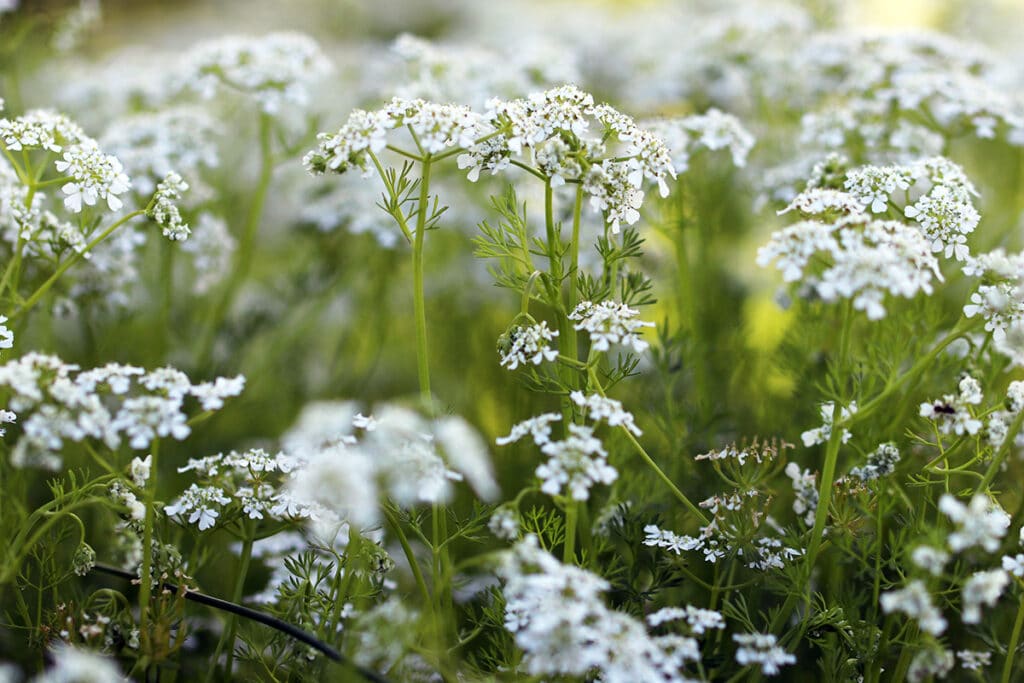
[2,0,1024,676]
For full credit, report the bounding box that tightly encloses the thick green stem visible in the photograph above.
[413,158,433,406]
[562,502,578,563]
[1002,586,1024,683]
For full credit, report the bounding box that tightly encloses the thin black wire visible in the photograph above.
[92,563,391,683]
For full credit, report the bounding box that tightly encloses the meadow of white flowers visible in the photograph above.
[2,0,1024,680]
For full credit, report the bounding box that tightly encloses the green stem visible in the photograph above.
[413,157,433,406]
[1003,586,1024,683]
[211,530,254,681]
[979,409,1024,492]
[847,317,981,428]
[138,439,159,652]
[589,368,709,525]
[383,506,432,610]
[11,210,146,321]
[195,112,274,368]
[563,502,578,563]
[805,403,845,613]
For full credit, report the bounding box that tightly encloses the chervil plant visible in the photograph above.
[3,1,1024,681]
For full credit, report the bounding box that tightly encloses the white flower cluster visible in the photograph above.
[962,250,1024,364]
[101,106,220,195]
[0,109,85,153]
[643,109,754,174]
[307,84,692,235]
[961,569,1009,624]
[569,300,654,353]
[733,633,796,676]
[479,86,677,231]
[919,375,984,436]
[844,157,980,261]
[148,172,190,240]
[31,643,123,683]
[305,97,486,176]
[301,173,404,248]
[784,462,817,526]
[569,390,642,435]
[758,214,941,320]
[644,519,801,571]
[909,647,955,682]
[497,413,616,501]
[849,442,901,482]
[499,536,701,682]
[55,140,132,213]
[165,448,302,531]
[388,33,579,109]
[488,504,521,541]
[0,109,139,224]
[284,402,497,529]
[801,401,857,448]
[939,493,1010,553]
[647,605,725,635]
[0,315,12,352]
[495,412,561,446]
[957,650,992,672]
[177,32,332,114]
[180,213,236,295]
[498,321,559,370]
[0,354,243,469]
[880,580,947,635]
[778,187,866,218]
[1002,528,1024,578]
[911,546,950,576]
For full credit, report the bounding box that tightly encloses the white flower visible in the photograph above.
[177,32,332,114]
[733,633,796,676]
[164,484,232,531]
[433,415,499,501]
[920,376,984,436]
[496,413,562,447]
[849,442,900,482]
[489,505,520,541]
[147,172,190,240]
[961,569,1009,624]
[957,650,992,672]
[536,424,616,501]
[0,109,86,153]
[569,300,654,354]
[499,536,695,681]
[939,493,1009,553]
[801,401,857,447]
[499,322,558,370]
[785,462,817,526]
[880,580,947,635]
[189,375,245,410]
[55,140,131,213]
[0,315,12,350]
[31,643,123,682]
[647,606,725,635]
[911,546,949,576]
[130,455,151,487]
[1002,554,1024,577]
[569,391,642,435]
